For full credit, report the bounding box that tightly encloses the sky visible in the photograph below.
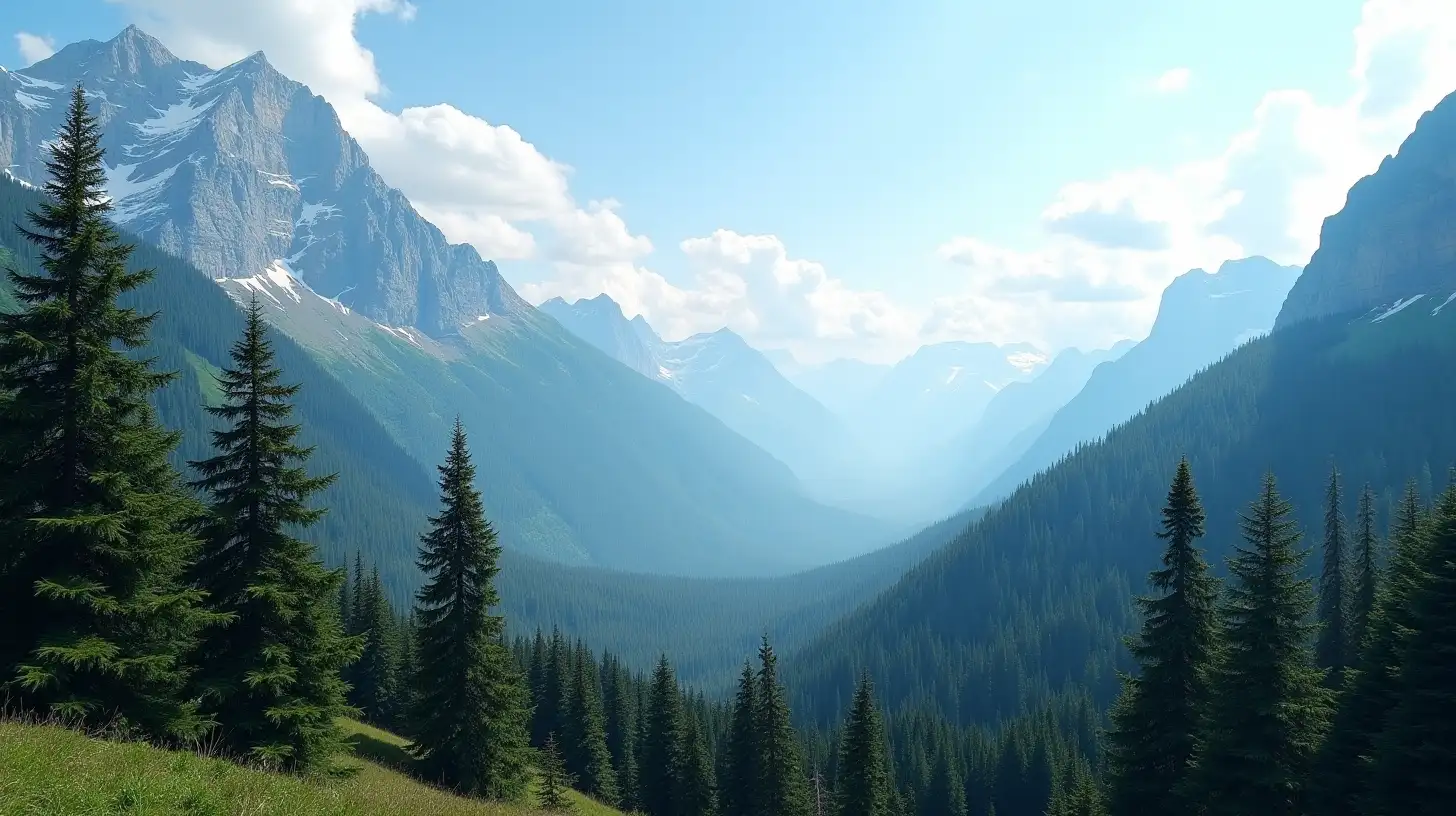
[8,0,1456,363]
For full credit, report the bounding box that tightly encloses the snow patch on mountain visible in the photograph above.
[1432,292,1456,316]
[103,160,180,224]
[1373,294,1425,322]
[14,90,50,111]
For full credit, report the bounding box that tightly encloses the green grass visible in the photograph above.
[0,717,624,816]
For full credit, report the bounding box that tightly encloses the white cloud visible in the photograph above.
[1154,67,1192,94]
[14,32,56,66]
[107,0,649,266]
[522,230,920,364]
[934,0,1456,354]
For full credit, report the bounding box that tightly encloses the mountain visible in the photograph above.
[785,98,1456,729]
[538,294,863,492]
[0,27,896,577]
[971,256,1302,505]
[1276,88,1456,330]
[769,353,891,418]
[848,341,1049,459]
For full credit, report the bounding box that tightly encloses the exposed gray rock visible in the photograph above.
[0,25,527,336]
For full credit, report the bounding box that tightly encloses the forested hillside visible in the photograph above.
[788,304,1456,727]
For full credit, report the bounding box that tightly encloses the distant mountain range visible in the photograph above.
[0,26,897,577]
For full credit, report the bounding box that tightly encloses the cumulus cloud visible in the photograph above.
[107,0,649,267]
[14,32,56,66]
[522,230,920,363]
[1154,67,1192,94]
[933,0,1456,354]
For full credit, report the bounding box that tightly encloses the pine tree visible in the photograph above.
[1348,484,1379,657]
[1316,465,1349,680]
[925,741,967,816]
[187,298,358,770]
[1368,484,1456,815]
[351,566,399,727]
[757,637,812,816]
[835,675,893,816]
[348,553,366,636]
[538,733,576,812]
[0,85,215,740]
[721,661,760,816]
[640,655,684,816]
[1190,474,1331,816]
[408,420,532,798]
[678,711,719,816]
[393,612,419,736]
[534,628,570,750]
[1311,481,1427,816]
[603,654,638,810]
[1103,458,1218,816]
[565,643,618,804]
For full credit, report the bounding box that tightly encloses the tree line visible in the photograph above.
[1104,457,1451,816]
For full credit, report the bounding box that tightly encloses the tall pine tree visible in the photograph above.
[565,642,618,804]
[349,565,399,727]
[1104,457,1218,816]
[640,655,684,816]
[756,637,811,816]
[0,85,214,740]
[835,674,893,816]
[1348,484,1379,657]
[677,711,718,816]
[188,298,358,770]
[408,420,531,799]
[1369,483,1456,815]
[1311,481,1427,816]
[1316,465,1349,680]
[1190,474,1331,816]
[721,661,760,816]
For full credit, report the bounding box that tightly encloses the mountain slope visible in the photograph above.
[0,27,895,576]
[539,294,861,491]
[788,299,1456,729]
[1276,87,1456,329]
[972,256,1301,505]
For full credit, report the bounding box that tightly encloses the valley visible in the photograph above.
[4,9,1456,816]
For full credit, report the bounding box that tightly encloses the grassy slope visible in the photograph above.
[0,719,620,816]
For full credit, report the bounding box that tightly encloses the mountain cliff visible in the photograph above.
[972,256,1302,505]
[1276,88,1456,329]
[1,25,526,336]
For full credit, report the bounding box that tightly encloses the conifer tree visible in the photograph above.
[1191,474,1331,816]
[1316,465,1349,679]
[1104,458,1218,816]
[393,612,419,735]
[1311,481,1427,816]
[835,675,893,816]
[756,637,812,816]
[1348,484,1379,656]
[721,661,761,816]
[187,298,358,770]
[925,741,967,816]
[351,566,399,726]
[1368,484,1456,815]
[603,655,638,810]
[565,643,618,804]
[678,711,719,816]
[0,85,214,739]
[533,628,570,749]
[538,733,576,812]
[640,655,684,816]
[408,420,531,798]
[348,553,366,636]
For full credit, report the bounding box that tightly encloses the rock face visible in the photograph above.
[1276,88,1456,329]
[0,25,526,335]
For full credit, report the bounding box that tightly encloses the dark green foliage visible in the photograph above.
[720,662,760,816]
[187,299,358,770]
[602,653,638,808]
[537,733,576,812]
[407,422,532,799]
[925,743,967,816]
[1311,481,1427,816]
[1103,458,1218,816]
[1048,757,1104,816]
[1316,466,1349,679]
[677,713,718,816]
[533,629,571,751]
[1191,474,1331,816]
[640,656,684,816]
[835,675,892,816]
[757,638,811,816]
[1348,485,1379,657]
[565,643,618,804]
[0,87,213,740]
[1369,484,1456,815]
[349,566,400,727]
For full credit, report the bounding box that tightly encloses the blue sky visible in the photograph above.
[9,0,1453,362]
